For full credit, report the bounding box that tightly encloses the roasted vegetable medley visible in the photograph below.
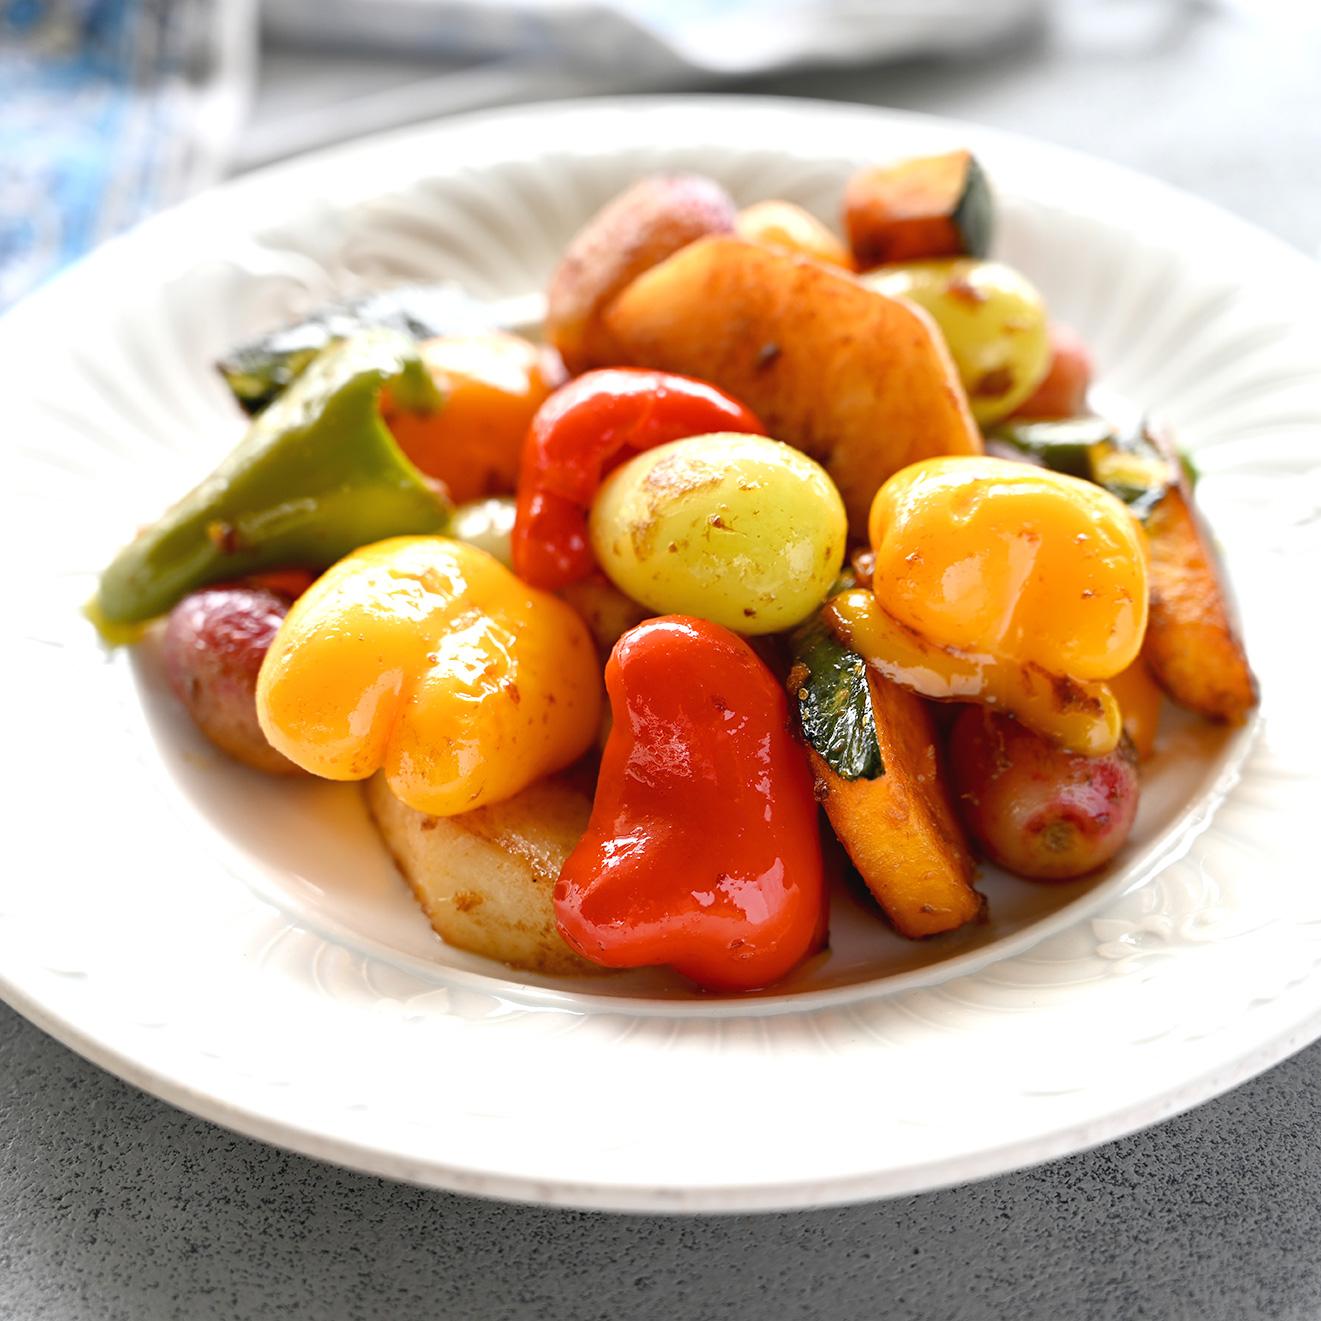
[92,149,1258,992]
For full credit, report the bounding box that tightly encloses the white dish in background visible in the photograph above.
[3,96,1320,1211]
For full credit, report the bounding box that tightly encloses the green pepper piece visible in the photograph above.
[94,328,449,630]
[789,608,884,782]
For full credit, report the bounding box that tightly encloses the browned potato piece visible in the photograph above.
[808,673,982,938]
[735,200,854,270]
[1143,478,1258,723]
[602,236,981,534]
[546,174,736,373]
[366,772,605,976]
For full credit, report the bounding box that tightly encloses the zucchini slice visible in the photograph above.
[989,416,1176,521]
[788,611,884,782]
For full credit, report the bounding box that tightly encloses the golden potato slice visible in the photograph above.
[1143,480,1257,724]
[805,672,982,938]
[602,235,981,534]
[365,771,605,976]
[546,174,736,373]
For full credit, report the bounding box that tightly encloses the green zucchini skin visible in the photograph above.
[952,153,994,260]
[986,415,1106,478]
[789,611,884,782]
[988,416,1178,522]
[845,149,995,266]
[217,282,502,415]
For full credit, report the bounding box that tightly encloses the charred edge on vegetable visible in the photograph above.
[953,153,994,260]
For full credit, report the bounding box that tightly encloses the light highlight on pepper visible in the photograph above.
[257,537,601,815]
[834,456,1148,754]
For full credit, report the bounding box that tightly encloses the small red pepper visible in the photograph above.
[555,615,826,992]
[512,368,763,589]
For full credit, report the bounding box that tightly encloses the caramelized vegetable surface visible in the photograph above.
[843,149,993,268]
[829,587,1123,758]
[589,433,847,635]
[1143,478,1257,723]
[867,457,1147,685]
[863,258,1049,426]
[603,235,981,534]
[257,537,601,815]
[1108,658,1164,761]
[990,419,1258,725]
[808,670,981,938]
[547,174,736,373]
[366,771,603,976]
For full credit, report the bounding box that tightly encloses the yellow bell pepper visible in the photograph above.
[829,456,1148,755]
[256,537,601,815]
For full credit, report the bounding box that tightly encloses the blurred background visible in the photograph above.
[1,0,1317,312]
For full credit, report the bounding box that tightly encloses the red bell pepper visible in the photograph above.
[511,368,763,589]
[554,615,826,992]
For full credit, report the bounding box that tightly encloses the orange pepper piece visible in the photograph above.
[384,332,566,503]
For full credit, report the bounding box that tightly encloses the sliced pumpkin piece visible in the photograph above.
[843,149,993,269]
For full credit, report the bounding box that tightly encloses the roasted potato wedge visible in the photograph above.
[1143,477,1257,724]
[807,672,982,938]
[547,173,736,373]
[602,236,981,534]
[365,771,605,976]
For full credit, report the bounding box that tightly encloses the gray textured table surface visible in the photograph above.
[4,6,1320,1319]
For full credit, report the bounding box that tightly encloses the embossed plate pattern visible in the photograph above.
[3,98,1320,1211]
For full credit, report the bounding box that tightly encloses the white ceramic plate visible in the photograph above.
[4,97,1320,1212]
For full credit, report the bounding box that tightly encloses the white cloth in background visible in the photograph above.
[1,0,1042,307]
[262,0,1044,76]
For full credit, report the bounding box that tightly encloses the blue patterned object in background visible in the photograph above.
[0,0,252,310]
